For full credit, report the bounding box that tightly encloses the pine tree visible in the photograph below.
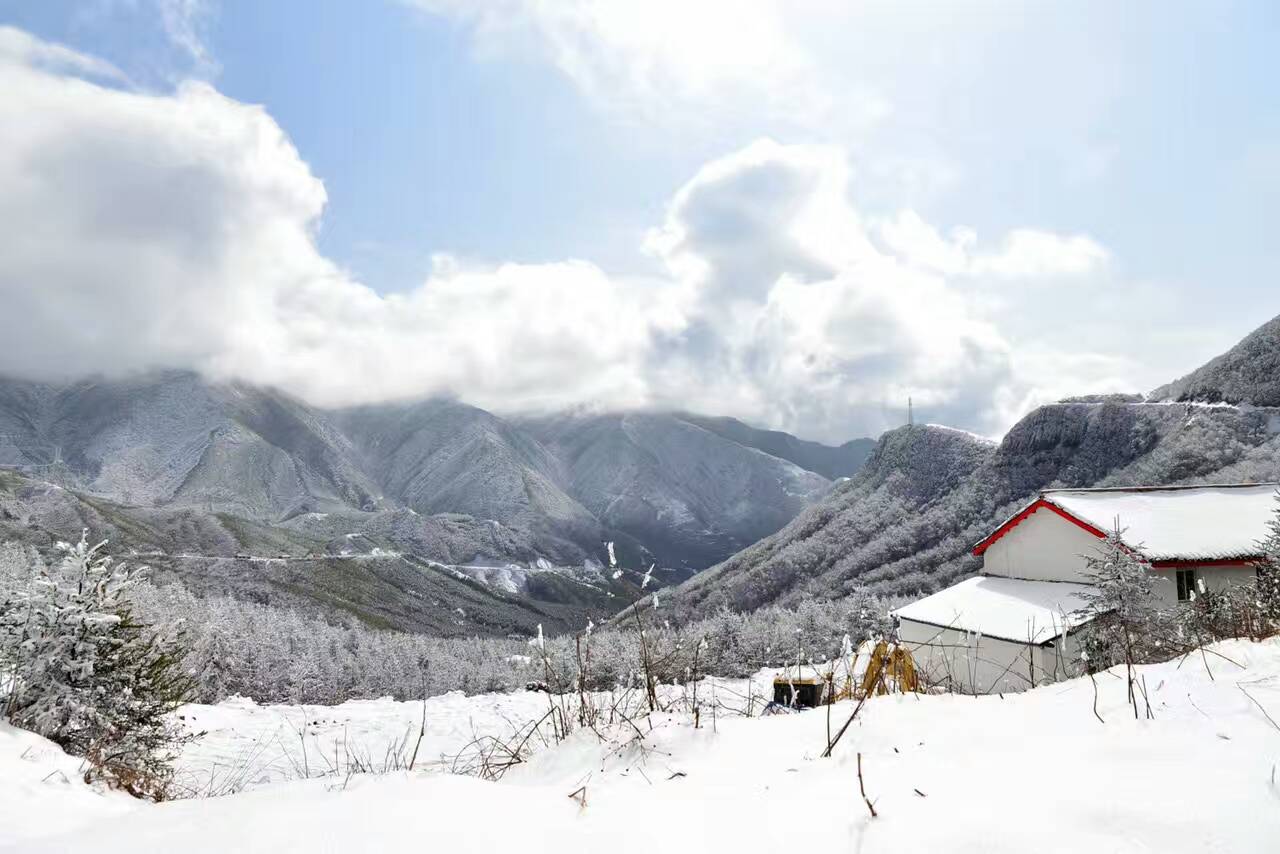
[1254,490,1280,634]
[0,533,193,799]
[1079,521,1162,718]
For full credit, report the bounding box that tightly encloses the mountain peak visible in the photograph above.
[1151,314,1280,407]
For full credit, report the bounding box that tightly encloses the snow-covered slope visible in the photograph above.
[520,412,831,569]
[0,472,678,637]
[0,373,853,573]
[0,372,381,519]
[8,638,1280,853]
[1152,314,1280,407]
[0,721,135,846]
[676,413,876,479]
[333,399,603,563]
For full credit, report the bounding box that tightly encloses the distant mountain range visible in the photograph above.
[663,314,1280,622]
[7,312,1276,637]
[0,372,865,634]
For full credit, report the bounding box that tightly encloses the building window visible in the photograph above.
[1175,568,1198,603]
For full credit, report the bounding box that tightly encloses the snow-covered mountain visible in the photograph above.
[333,399,603,565]
[673,413,876,480]
[1150,314,1280,407]
[0,372,861,632]
[0,372,380,519]
[517,412,829,569]
[0,467,693,637]
[666,315,1280,620]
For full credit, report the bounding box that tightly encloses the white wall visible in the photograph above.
[1150,564,1259,606]
[983,506,1262,599]
[982,506,1102,583]
[898,617,1083,694]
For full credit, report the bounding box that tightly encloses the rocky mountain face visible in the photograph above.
[518,412,829,569]
[0,372,853,571]
[333,400,602,565]
[0,371,862,633]
[0,373,380,518]
[666,314,1280,621]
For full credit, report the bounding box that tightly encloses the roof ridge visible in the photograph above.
[1042,482,1279,495]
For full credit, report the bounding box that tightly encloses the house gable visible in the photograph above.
[980,504,1103,584]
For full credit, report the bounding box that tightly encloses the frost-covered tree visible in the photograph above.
[1079,522,1164,717]
[0,534,192,799]
[1254,490,1280,633]
[107,563,897,705]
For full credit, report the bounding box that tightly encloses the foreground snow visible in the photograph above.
[5,639,1280,852]
[0,722,135,845]
[170,688,559,791]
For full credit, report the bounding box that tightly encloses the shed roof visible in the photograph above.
[893,576,1094,645]
[973,483,1280,563]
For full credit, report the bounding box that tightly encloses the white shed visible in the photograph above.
[895,576,1093,694]
[895,483,1279,693]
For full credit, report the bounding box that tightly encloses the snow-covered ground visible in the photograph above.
[5,639,1280,853]
[170,688,560,790]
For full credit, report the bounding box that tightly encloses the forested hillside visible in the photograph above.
[0,470,692,636]
[667,314,1280,621]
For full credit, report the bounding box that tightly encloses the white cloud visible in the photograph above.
[0,33,673,416]
[972,229,1109,278]
[155,0,220,78]
[643,142,1017,436]
[68,1,220,81]
[0,25,124,80]
[406,0,883,128]
[0,31,1122,442]
[876,210,1109,279]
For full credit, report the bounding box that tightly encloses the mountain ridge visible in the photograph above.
[0,371,869,577]
[664,314,1280,621]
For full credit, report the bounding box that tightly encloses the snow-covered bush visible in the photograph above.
[0,535,192,799]
[1253,491,1280,633]
[1078,524,1167,715]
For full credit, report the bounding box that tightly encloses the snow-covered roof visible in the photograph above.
[975,483,1280,563]
[893,576,1094,644]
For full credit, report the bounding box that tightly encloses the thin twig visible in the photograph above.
[857,752,877,818]
[823,654,887,758]
[1240,685,1280,732]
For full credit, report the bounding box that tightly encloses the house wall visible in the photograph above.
[1150,563,1258,606]
[897,618,1083,695]
[984,505,1263,598]
[981,507,1102,583]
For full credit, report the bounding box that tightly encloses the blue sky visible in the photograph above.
[1,1,1277,441]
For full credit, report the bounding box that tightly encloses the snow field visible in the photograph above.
[3,638,1280,853]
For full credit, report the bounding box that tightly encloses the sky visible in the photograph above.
[0,1,1277,443]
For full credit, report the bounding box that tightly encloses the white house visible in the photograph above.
[894,483,1279,694]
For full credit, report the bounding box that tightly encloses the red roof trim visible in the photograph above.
[973,498,1108,556]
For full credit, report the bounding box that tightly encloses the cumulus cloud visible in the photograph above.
[0,32,674,416]
[0,25,124,80]
[875,210,1108,279]
[405,0,882,128]
[643,141,1017,436]
[0,31,1115,442]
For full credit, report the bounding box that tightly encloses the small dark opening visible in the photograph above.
[773,681,823,709]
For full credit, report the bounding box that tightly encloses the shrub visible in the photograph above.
[0,535,192,799]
